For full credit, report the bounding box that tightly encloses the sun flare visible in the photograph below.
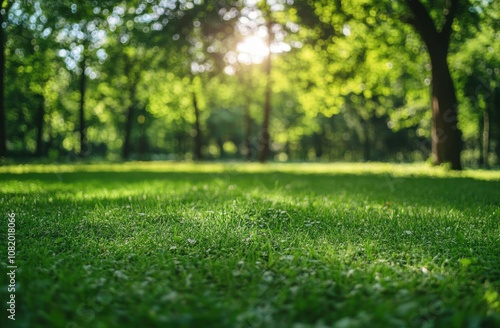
[237,35,269,64]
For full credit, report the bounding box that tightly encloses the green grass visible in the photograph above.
[1,162,500,328]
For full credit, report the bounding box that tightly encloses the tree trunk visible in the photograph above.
[478,108,484,167]
[481,101,492,167]
[35,94,45,156]
[237,63,254,161]
[313,132,323,160]
[122,58,136,161]
[0,9,7,157]
[244,100,253,160]
[243,66,253,161]
[121,52,143,160]
[429,48,462,169]
[363,121,371,162]
[78,56,87,157]
[175,132,182,157]
[405,0,462,170]
[192,92,203,160]
[284,141,291,160]
[258,20,273,163]
[138,112,147,161]
[217,138,225,159]
[493,88,500,163]
[122,102,134,160]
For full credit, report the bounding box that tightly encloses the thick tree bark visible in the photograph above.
[35,94,45,156]
[405,0,462,170]
[429,48,462,169]
[258,20,273,163]
[192,91,203,160]
[78,56,87,157]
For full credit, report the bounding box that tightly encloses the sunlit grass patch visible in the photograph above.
[1,162,499,327]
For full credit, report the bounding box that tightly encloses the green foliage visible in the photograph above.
[2,0,499,164]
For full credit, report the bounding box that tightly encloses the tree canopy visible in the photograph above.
[1,0,498,168]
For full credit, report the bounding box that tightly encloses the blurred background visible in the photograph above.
[0,0,498,167]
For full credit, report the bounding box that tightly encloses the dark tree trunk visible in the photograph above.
[482,104,491,167]
[258,20,273,163]
[284,141,290,160]
[360,113,376,162]
[121,53,143,160]
[363,123,371,162]
[175,132,183,157]
[19,106,27,151]
[478,109,484,167]
[122,58,136,161]
[192,92,203,160]
[493,88,500,163]
[313,132,323,159]
[405,0,462,170]
[429,48,462,169]
[138,114,147,161]
[244,100,253,160]
[242,66,253,161]
[78,56,87,157]
[35,95,45,156]
[237,64,254,161]
[217,138,225,159]
[122,101,134,160]
[0,9,7,157]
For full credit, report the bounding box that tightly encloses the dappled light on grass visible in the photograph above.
[1,163,499,327]
[2,161,500,180]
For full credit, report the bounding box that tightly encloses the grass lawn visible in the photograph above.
[1,162,500,327]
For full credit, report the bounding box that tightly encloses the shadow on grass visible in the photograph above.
[4,170,499,275]
[2,168,500,327]
[2,169,499,210]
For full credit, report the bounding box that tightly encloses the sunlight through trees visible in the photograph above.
[1,0,499,168]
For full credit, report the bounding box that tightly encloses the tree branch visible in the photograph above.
[404,0,439,49]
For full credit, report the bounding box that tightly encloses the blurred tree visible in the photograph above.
[288,1,426,162]
[293,0,491,170]
[51,1,116,157]
[228,0,303,162]
[3,1,65,158]
[0,0,14,157]
[452,1,499,167]
[237,64,256,160]
[2,0,497,166]
[403,0,463,169]
[257,18,273,162]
